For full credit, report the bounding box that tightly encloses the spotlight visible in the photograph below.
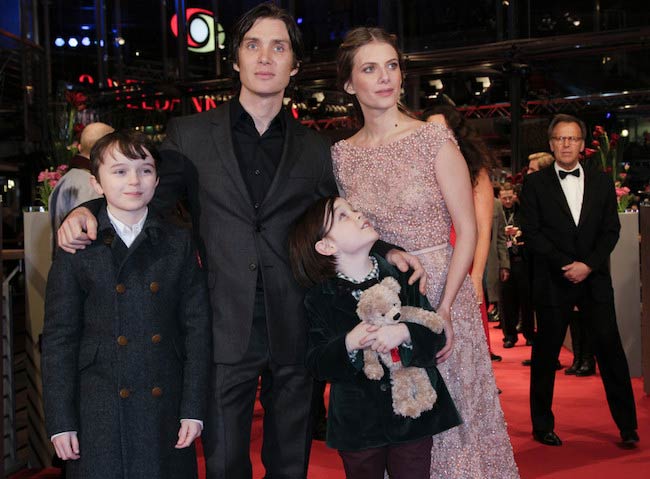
[81,37,91,46]
[297,17,303,25]
[68,37,79,47]
[54,37,65,47]
[621,129,629,137]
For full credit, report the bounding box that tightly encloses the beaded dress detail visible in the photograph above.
[332,122,519,479]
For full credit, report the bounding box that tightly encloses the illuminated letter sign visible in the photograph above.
[170,8,225,53]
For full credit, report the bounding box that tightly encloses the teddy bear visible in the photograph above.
[356,276,446,418]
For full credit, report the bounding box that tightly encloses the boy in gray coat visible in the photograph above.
[41,130,211,478]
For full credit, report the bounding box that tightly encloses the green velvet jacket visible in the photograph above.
[304,254,462,451]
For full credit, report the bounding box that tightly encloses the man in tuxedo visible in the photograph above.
[56,4,423,478]
[520,113,638,448]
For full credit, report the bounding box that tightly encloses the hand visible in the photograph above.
[175,420,202,449]
[385,249,427,294]
[52,431,80,460]
[362,324,411,354]
[345,322,378,352]
[470,274,484,304]
[57,207,97,253]
[499,268,510,282]
[435,307,454,363]
[562,261,592,284]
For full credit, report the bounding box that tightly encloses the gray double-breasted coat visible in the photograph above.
[41,206,211,479]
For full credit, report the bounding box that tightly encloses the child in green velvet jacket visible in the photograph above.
[288,196,461,479]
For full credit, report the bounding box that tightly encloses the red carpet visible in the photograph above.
[10,328,649,478]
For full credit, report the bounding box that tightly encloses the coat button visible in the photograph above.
[115,283,126,294]
[150,281,160,293]
[379,383,388,392]
[151,334,162,344]
[119,388,130,399]
[151,387,163,397]
[117,335,128,346]
[249,263,257,271]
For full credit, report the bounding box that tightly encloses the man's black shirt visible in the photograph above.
[230,98,286,209]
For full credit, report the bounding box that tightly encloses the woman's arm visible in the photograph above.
[469,169,494,304]
[434,141,478,318]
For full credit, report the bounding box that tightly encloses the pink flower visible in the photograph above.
[57,164,69,173]
[619,173,627,180]
[37,171,47,182]
[611,133,620,141]
[595,125,605,135]
[591,140,600,147]
[48,179,58,188]
[615,187,631,198]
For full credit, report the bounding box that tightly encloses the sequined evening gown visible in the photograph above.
[332,122,520,479]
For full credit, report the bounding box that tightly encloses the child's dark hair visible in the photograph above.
[288,196,338,287]
[90,129,161,181]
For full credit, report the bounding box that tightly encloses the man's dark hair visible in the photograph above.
[288,196,338,288]
[90,129,160,182]
[229,2,304,69]
[547,113,587,140]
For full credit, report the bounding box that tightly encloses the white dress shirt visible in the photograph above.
[106,207,148,247]
[554,162,584,226]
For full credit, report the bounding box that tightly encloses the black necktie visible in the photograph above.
[559,169,580,180]
[336,277,379,296]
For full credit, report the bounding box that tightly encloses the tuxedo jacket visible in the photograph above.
[520,164,620,307]
[156,101,338,365]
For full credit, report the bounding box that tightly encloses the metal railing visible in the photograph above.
[2,251,26,476]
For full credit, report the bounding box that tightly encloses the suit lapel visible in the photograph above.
[209,102,254,206]
[544,165,575,227]
[262,114,303,207]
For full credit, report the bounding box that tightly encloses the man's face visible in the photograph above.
[234,18,298,100]
[549,121,584,170]
[499,189,515,209]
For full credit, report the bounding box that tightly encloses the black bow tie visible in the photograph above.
[559,168,580,179]
[336,277,379,296]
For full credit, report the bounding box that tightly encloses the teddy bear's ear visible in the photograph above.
[380,277,401,294]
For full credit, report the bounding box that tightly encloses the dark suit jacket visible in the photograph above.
[42,207,211,479]
[157,101,339,364]
[520,164,620,306]
[304,255,461,451]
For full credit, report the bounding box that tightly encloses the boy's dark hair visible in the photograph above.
[547,113,587,140]
[288,196,338,288]
[229,2,304,69]
[90,129,160,182]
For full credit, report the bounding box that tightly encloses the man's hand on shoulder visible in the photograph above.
[562,261,592,283]
[385,249,428,294]
[57,207,98,253]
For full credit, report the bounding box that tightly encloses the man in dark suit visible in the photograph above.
[56,4,423,478]
[520,113,638,448]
